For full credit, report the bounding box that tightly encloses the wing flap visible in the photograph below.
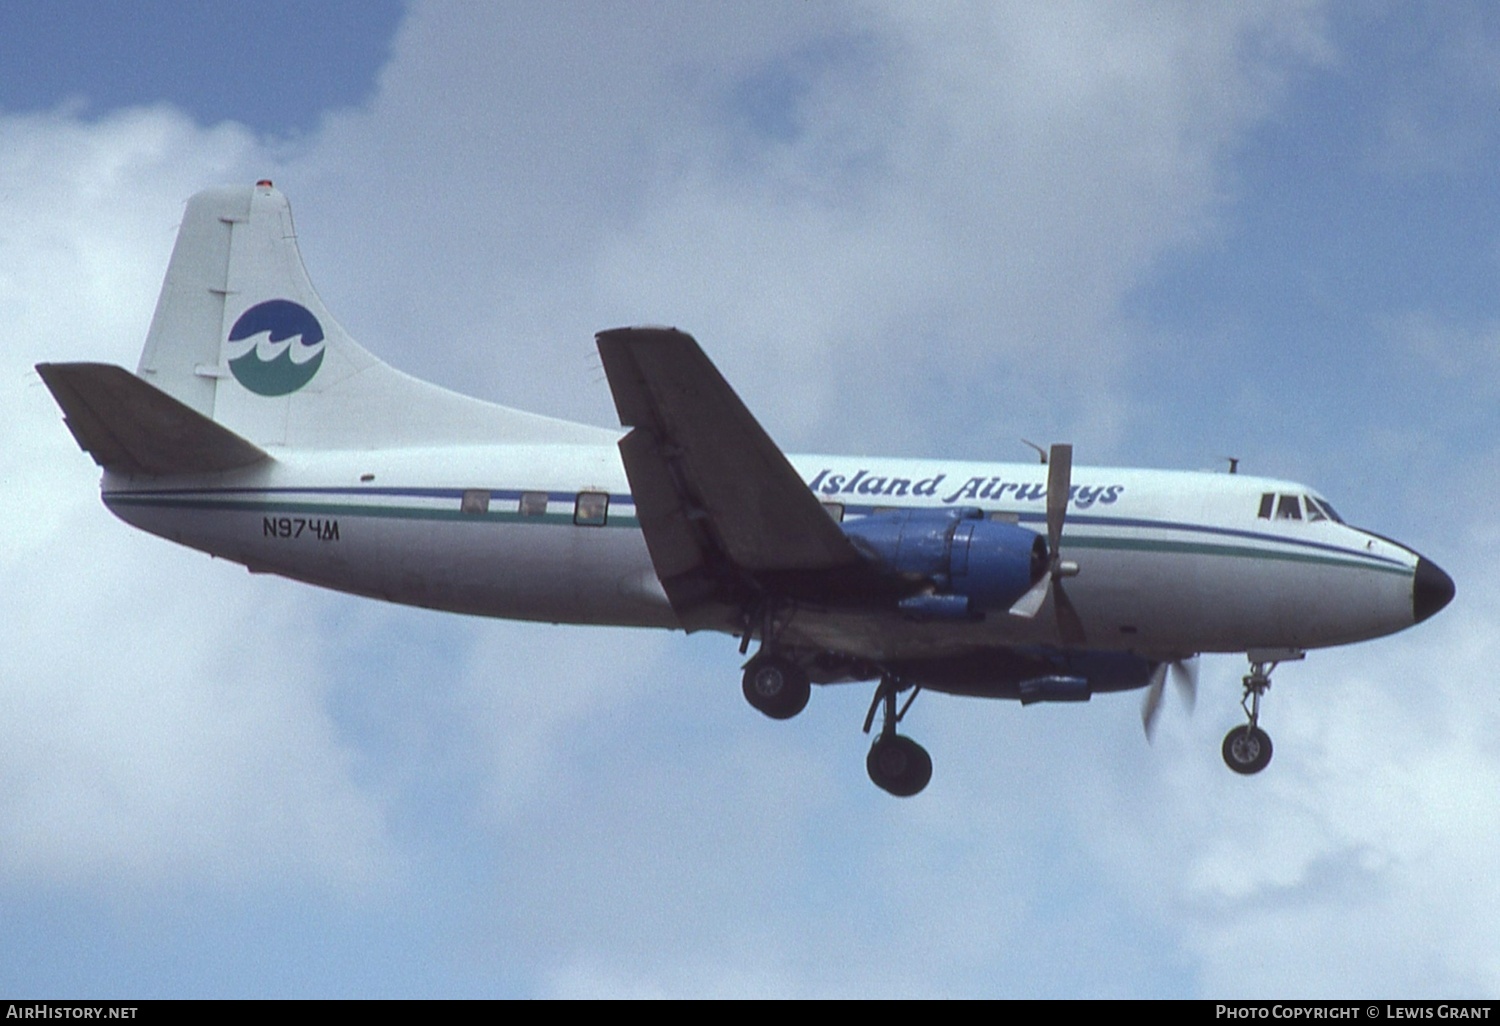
[36,362,269,476]
[597,327,861,580]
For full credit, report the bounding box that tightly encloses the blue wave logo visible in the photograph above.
[226,300,326,396]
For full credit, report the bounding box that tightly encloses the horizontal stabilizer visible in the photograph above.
[36,362,269,476]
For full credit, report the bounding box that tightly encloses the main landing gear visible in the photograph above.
[741,654,810,720]
[862,676,932,797]
[740,651,933,797]
[738,604,932,797]
[1221,649,1302,775]
[739,601,811,721]
[738,654,924,798]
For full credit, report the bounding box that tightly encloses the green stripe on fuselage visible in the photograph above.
[105,494,1407,575]
[104,494,642,528]
[1062,534,1409,575]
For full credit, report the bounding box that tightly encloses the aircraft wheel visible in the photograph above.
[1222,725,1273,775]
[866,734,933,797]
[742,656,810,720]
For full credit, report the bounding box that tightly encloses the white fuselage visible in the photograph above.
[101,441,1422,661]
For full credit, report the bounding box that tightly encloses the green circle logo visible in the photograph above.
[226,300,326,396]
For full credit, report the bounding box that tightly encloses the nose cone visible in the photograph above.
[1413,557,1455,623]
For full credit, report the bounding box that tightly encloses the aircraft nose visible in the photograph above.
[1413,557,1455,623]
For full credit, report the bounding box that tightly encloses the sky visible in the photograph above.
[2,0,1498,999]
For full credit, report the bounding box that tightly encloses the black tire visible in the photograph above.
[1222,725,1273,775]
[866,734,933,797]
[741,656,811,720]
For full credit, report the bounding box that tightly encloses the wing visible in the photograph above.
[596,327,866,627]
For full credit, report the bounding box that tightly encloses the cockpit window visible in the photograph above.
[1260,491,1343,524]
[1310,497,1344,524]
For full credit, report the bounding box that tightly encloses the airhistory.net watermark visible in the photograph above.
[6,1007,137,1019]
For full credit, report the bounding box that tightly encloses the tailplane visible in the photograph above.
[36,361,268,476]
[129,182,611,451]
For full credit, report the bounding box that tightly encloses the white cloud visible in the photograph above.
[1178,583,1500,995]
[0,106,391,893]
[286,1,1334,459]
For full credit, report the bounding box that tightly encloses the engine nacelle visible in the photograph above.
[841,507,1046,618]
[1017,675,1090,704]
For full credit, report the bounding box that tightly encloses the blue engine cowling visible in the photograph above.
[840,507,1046,619]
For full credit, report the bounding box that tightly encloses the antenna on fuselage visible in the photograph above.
[1223,456,1240,474]
[1021,439,1048,464]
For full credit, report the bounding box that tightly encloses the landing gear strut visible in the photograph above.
[1221,650,1300,775]
[863,676,932,797]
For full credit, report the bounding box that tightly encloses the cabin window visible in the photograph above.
[519,491,549,517]
[1276,494,1302,520]
[821,502,844,523]
[574,491,609,526]
[1257,493,1274,519]
[989,510,1020,524]
[460,489,490,515]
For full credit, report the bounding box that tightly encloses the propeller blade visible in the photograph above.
[1009,442,1083,641]
[1046,444,1082,643]
[1142,663,1169,740]
[1141,656,1199,740]
[1045,443,1072,559]
[1172,655,1199,713]
[1008,572,1051,619]
[1054,579,1086,645]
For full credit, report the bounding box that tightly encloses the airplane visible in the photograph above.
[36,181,1455,797]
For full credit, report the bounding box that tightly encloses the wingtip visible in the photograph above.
[596,324,685,342]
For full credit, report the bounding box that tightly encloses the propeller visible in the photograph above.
[1141,655,1199,740]
[1009,443,1084,644]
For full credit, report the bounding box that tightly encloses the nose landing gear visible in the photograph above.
[1222,723,1273,775]
[1222,649,1302,775]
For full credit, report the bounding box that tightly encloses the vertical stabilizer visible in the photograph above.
[134,182,614,451]
[137,186,245,416]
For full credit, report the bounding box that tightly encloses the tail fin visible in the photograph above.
[135,182,612,450]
